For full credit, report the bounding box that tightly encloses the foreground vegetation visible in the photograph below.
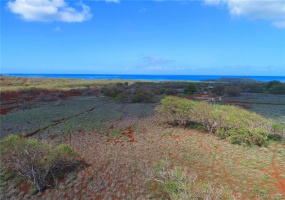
[156,96,284,146]
[0,135,77,192]
[1,76,285,199]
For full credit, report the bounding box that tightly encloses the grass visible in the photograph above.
[0,76,136,92]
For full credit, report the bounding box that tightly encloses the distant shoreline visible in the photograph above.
[1,74,285,82]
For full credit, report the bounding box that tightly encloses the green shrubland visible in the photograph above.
[156,96,276,146]
[156,96,197,126]
[0,135,77,192]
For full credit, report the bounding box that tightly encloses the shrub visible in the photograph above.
[272,123,285,141]
[193,103,271,146]
[165,89,178,95]
[266,80,282,90]
[189,101,212,132]
[211,85,225,96]
[269,84,285,94]
[156,96,196,126]
[217,128,268,146]
[241,83,265,93]
[101,86,117,98]
[153,88,166,95]
[183,83,197,95]
[148,161,234,200]
[157,97,272,146]
[224,86,241,97]
[133,88,155,103]
[0,135,77,192]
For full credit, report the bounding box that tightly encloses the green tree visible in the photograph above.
[269,84,285,94]
[241,83,265,93]
[266,80,282,90]
[211,85,225,96]
[224,86,241,97]
[183,83,197,95]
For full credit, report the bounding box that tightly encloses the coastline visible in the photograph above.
[2,74,285,82]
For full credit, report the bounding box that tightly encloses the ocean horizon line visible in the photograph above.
[1,73,285,82]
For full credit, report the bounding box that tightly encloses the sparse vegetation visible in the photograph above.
[0,135,77,192]
[149,161,235,199]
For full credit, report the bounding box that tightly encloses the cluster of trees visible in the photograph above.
[0,135,77,192]
[211,80,285,96]
[101,82,156,103]
[235,81,284,94]
[156,96,284,146]
[100,81,195,103]
[265,81,285,94]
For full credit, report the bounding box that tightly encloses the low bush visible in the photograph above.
[211,85,225,96]
[224,86,241,97]
[241,83,265,93]
[155,96,196,126]
[101,86,117,98]
[266,80,282,90]
[217,128,268,146]
[156,97,272,146]
[192,103,271,146]
[272,123,285,141]
[269,84,285,94]
[148,161,234,200]
[133,88,155,103]
[165,88,178,95]
[101,84,157,103]
[183,83,197,95]
[0,135,77,192]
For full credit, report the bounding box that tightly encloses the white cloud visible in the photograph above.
[204,0,285,28]
[7,0,92,22]
[134,56,179,71]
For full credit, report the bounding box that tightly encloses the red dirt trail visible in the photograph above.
[272,143,285,195]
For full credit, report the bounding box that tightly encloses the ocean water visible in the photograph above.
[2,74,285,82]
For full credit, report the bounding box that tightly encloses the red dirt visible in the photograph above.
[0,92,19,100]
[224,100,285,106]
[0,106,19,114]
[0,90,85,115]
[224,100,252,109]
[49,134,58,140]
[1,100,19,105]
[16,180,30,195]
[24,129,41,138]
[272,144,285,195]
[122,127,135,144]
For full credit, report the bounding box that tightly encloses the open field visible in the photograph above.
[1,78,285,199]
[222,93,285,124]
[0,76,137,92]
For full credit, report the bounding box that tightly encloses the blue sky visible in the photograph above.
[1,0,285,76]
